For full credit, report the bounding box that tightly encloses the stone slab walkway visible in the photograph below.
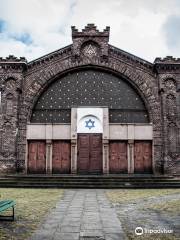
[30,189,126,240]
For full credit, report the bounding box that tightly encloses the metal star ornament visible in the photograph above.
[85,119,95,130]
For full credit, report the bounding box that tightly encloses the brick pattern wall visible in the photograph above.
[0,56,26,172]
[155,57,180,175]
[0,25,179,175]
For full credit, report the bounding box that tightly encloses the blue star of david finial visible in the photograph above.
[85,119,95,130]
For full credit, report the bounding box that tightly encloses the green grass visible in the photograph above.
[107,189,180,240]
[125,234,178,240]
[0,188,64,240]
[106,189,180,203]
[146,199,180,214]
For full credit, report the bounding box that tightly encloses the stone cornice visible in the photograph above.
[27,45,72,69]
[109,45,153,70]
[154,56,180,63]
[154,56,180,71]
[0,55,27,70]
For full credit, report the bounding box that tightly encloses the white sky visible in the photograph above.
[0,0,180,63]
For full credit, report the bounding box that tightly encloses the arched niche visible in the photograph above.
[30,69,149,124]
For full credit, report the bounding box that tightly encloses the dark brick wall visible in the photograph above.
[0,56,26,173]
[0,24,179,175]
[155,57,180,175]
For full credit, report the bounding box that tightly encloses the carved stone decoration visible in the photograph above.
[5,78,16,90]
[166,94,176,120]
[168,123,177,154]
[0,55,25,174]
[71,24,110,60]
[4,79,16,117]
[6,93,14,115]
[81,42,99,58]
[2,124,15,153]
[164,78,176,91]
[161,77,179,174]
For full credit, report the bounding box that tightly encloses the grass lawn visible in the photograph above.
[106,189,180,240]
[147,199,180,214]
[0,188,64,240]
[106,189,180,203]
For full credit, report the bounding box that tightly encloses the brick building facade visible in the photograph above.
[0,24,179,175]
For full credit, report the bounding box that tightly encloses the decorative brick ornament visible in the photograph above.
[0,24,179,175]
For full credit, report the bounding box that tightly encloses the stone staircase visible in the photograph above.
[0,174,180,188]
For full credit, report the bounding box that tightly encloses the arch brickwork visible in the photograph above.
[17,55,162,173]
[0,24,179,175]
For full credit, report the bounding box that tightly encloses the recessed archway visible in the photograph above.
[30,68,150,124]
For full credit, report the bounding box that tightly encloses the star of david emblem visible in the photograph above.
[86,45,96,55]
[84,44,97,57]
[85,119,95,130]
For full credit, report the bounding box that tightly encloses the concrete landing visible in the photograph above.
[30,189,126,240]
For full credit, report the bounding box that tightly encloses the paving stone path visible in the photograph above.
[30,189,126,240]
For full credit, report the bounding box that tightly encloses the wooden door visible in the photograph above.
[77,134,102,174]
[89,134,102,173]
[134,141,152,173]
[52,141,71,174]
[143,142,152,173]
[109,141,128,173]
[28,141,46,174]
[28,141,37,173]
[77,134,90,173]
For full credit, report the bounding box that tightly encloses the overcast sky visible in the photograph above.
[0,0,180,63]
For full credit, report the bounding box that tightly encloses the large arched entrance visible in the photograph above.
[27,69,152,174]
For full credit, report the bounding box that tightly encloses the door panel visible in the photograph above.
[52,141,71,174]
[36,142,46,173]
[61,143,71,172]
[134,142,143,173]
[89,134,102,173]
[78,134,90,173]
[28,142,37,173]
[134,141,152,173]
[109,142,128,173]
[77,134,102,174]
[28,141,46,174]
[143,142,152,173]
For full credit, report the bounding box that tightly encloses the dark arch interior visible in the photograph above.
[31,69,149,123]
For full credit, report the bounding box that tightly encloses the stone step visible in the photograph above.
[0,177,179,188]
[2,175,176,181]
[5,174,174,178]
[0,179,179,183]
[0,184,179,188]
